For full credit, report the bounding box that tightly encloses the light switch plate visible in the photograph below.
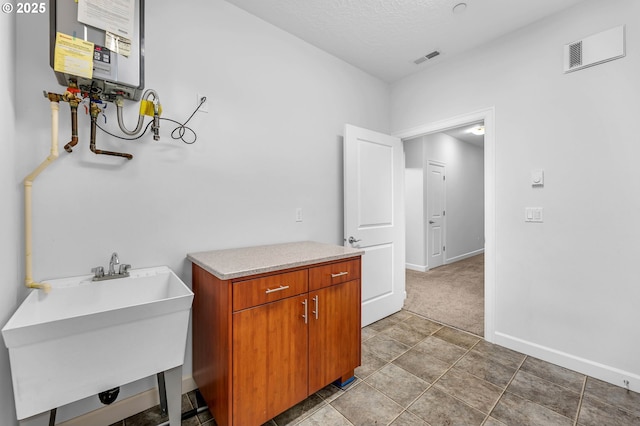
[525,207,544,222]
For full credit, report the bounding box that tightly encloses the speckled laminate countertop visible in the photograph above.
[187,241,364,280]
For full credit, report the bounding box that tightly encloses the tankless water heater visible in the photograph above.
[50,0,145,100]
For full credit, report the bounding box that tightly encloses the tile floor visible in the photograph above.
[110,389,215,426]
[115,310,640,425]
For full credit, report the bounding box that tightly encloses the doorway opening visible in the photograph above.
[393,107,495,341]
[403,122,485,336]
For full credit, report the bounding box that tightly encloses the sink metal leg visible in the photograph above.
[48,408,56,426]
[163,365,182,426]
[157,371,168,415]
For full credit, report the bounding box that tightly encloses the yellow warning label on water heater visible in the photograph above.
[54,32,94,79]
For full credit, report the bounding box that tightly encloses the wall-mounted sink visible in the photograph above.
[2,265,193,422]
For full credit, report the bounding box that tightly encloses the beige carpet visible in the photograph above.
[404,254,484,336]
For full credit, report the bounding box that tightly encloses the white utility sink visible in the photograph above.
[2,266,193,422]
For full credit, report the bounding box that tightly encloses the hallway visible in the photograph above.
[405,255,484,336]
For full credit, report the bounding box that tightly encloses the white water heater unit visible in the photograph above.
[50,0,145,100]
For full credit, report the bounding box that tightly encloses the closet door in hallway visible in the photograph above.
[427,161,445,269]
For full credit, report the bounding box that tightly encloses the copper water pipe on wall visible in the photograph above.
[63,98,80,153]
[89,101,133,160]
[61,82,82,153]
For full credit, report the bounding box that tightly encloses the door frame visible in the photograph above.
[393,107,495,341]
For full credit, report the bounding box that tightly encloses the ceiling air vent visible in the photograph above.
[414,50,440,65]
[564,25,625,73]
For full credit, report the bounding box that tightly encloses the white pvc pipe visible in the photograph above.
[23,100,60,292]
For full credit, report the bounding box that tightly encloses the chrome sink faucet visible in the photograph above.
[108,252,119,275]
[92,252,131,281]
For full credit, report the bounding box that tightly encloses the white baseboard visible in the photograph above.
[405,263,428,272]
[445,248,484,265]
[57,376,198,426]
[494,331,640,393]
[406,249,484,272]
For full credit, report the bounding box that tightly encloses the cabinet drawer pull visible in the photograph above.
[331,271,349,278]
[265,285,290,294]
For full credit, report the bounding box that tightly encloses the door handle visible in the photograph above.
[302,299,308,324]
[348,236,361,244]
[429,220,435,224]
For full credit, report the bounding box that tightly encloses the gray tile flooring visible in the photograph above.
[116,310,640,425]
[110,390,215,426]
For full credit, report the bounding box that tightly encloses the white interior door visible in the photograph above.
[344,124,405,327]
[427,162,445,269]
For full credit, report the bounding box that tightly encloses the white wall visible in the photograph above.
[0,10,19,426]
[7,0,389,422]
[404,139,425,269]
[423,133,484,262]
[392,0,640,391]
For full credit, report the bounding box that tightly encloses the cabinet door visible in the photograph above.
[232,294,309,425]
[308,279,361,394]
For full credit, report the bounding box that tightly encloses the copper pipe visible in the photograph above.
[89,102,133,160]
[44,91,62,103]
[63,102,79,152]
[43,84,82,154]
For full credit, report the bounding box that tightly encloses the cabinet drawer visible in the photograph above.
[233,270,308,311]
[309,258,361,291]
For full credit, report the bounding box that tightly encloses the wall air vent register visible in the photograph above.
[564,25,625,73]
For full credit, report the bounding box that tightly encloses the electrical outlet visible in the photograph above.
[295,208,303,222]
[197,93,208,113]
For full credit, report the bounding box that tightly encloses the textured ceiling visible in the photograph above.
[224,0,588,82]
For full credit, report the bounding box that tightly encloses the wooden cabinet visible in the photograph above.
[308,279,360,394]
[191,253,361,426]
[232,294,309,425]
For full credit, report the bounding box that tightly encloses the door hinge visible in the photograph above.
[443,175,446,181]
[443,210,446,216]
[443,246,446,251]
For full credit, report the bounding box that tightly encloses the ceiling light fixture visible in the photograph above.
[470,125,485,136]
[453,3,467,14]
